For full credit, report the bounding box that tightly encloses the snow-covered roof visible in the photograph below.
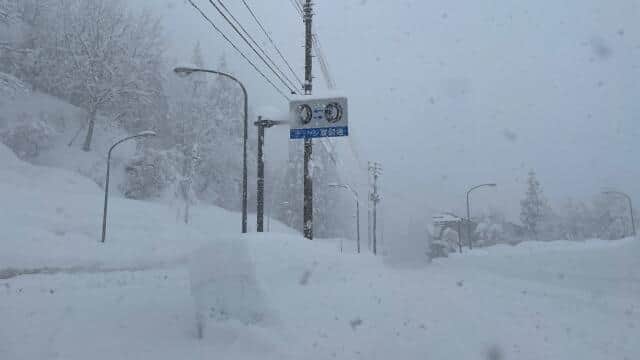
[432,212,463,223]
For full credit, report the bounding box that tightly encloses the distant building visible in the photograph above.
[431,212,477,255]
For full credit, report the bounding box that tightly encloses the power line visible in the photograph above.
[313,33,335,89]
[289,0,303,15]
[291,0,334,91]
[309,27,367,174]
[185,0,291,100]
[205,0,298,94]
[240,0,304,89]
[218,0,301,91]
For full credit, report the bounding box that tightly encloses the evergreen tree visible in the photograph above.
[592,194,630,240]
[520,170,547,239]
[148,50,254,214]
[192,41,205,67]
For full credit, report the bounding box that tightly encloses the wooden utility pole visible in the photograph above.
[369,162,382,255]
[302,0,314,239]
[256,117,266,232]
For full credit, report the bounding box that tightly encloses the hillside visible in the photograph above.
[0,75,141,189]
[0,142,292,272]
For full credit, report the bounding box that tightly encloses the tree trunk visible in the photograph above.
[82,109,97,152]
[184,198,190,225]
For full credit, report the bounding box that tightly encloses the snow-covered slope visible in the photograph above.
[0,143,292,271]
[0,140,99,194]
[0,81,138,189]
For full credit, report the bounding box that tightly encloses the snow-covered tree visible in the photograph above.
[560,198,596,240]
[274,140,351,239]
[0,112,55,159]
[192,41,205,68]
[5,0,165,151]
[474,208,507,246]
[132,50,254,218]
[592,194,631,240]
[0,0,13,24]
[190,53,249,209]
[520,170,549,239]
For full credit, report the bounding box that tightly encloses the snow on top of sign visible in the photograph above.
[289,89,347,102]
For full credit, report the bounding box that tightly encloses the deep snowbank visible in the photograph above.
[182,230,640,360]
[0,143,293,271]
[0,82,140,191]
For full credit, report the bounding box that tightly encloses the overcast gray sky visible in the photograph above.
[134,0,639,229]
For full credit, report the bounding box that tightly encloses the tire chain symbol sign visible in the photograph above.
[289,96,348,139]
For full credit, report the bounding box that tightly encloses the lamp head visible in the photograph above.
[173,67,195,78]
[136,131,157,137]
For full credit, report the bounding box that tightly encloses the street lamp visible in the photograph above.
[602,190,636,237]
[101,131,156,243]
[174,67,249,234]
[329,183,361,253]
[466,183,497,249]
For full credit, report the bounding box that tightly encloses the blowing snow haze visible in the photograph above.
[1,0,639,359]
[132,0,640,224]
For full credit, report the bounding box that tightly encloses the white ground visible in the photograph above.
[0,143,638,360]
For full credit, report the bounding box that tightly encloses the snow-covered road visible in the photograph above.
[2,237,637,360]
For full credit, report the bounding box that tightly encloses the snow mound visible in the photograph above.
[0,86,134,189]
[0,141,296,271]
[189,235,272,336]
[0,143,100,194]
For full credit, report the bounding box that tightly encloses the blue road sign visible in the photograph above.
[290,126,349,140]
[290,96,348,139]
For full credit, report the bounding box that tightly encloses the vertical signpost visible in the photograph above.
[254,117,287,232]
[289,96,349,238]
[298,0,349,240]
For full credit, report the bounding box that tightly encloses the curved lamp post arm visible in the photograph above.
[466,183,497,198]
[101,131,156,243]
[329,183,358,202]
[465,183,497,249]
[174,67,248,103]
[174,67,249,234]
[328,183,361,253]
[108,132,156,157]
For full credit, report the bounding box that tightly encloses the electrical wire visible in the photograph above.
[240,0,304,89]
[185,0,291,100]
[313,34,335,89]
[289,0,303,16]
[217,0,300,91]
[204,0,298,94]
